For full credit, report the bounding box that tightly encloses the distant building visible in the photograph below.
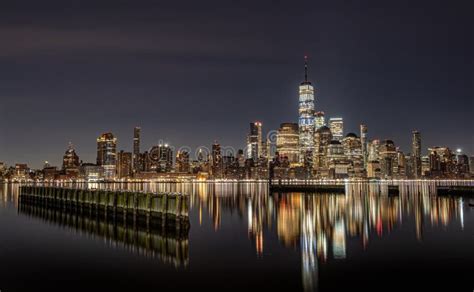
[117,150,132,178]
[360,124,368,168]
[247,122,262,162]
[469,156,474,176]
[412,130,422,178]
[62,143,80,177]
[379,140,397,178]
[342,133,364,177]
[276,123,299,164]
[427,146,455,178]
[421,155,430,175]
[454,150,470,177]
[314,111,326,130]
[43,166,59,181]
[96,132,117,180]
[80,163,104,182]
[176,150,190,173]
[313,125,332,177]
[327,140,350,178]
[329,118,344,141]
[133,127,141,174]
[367,160,381,178]
[14,164,29,181]
[149,144,173,173]
[368,139,380,162]
[211,141,223,177]
[298,56,316,164]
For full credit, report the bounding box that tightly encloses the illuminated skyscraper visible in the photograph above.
[276,123,299,164]
[313,126,332,176]
[176,150,190,173]
[329,118,343,141]
[360,124,368,168]
[412,130,422,178]
[62,142,80,171]
[117,150,132,178]
[133,126,141,173]
[97,133,117,179]
[247,122,262,162]
[298,56,316,163]
[314,111,326,130]
[368,139,380,162]
[212,141,223,177]
[379,140,397,178]
[342,133,364,177]
[149,144,173,172]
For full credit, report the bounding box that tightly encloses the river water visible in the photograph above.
[0,182,472,291]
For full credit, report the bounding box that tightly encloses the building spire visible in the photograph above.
[304,55,308,82]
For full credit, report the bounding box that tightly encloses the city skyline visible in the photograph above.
[1,1,472,169]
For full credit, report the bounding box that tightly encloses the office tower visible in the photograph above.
[298,56,316,163]
[360,124,368,168]
[379,140,397,178]
[133,127,141,173]
[212,141,222,177]
[314,111,326,130]
[455,149,470,177]
[117,150,132,178]
[412,130,422,178]
[396,149,406,178]
[405,154,414,178]
[276,123,299,164]
[176,150,190,173]
[97,132,117,179]
[342,133,364,177]
[237,149,246,167]
[247,122,262,161]
[141,151,151,172]
[368,139,380,162]
[62,143,80,171]
[469,156,474,176]
[327,140,350,178]
[329,118,344,141]
[149,144,173,172]
[313,125,332,175]
[427,146,455,177]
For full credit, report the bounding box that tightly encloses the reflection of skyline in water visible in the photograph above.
[182,181,466,291]
[1,181,469,291]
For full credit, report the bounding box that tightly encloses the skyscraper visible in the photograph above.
[379,140,397,178]
[247,122,262,162]
[412,130,421,178]
[62,142,80,171]
[360,124,368,168]
[329,118,344,141]
[176,150,190,173]
[212,141,222,177]
[314,111,326,130]
[133,126,141,174]
[276,122,299,164]
[313,125,332,176]
[149,144,173,172]
[117,150,132,178]
[298,56,316,164]
[97,132,117,179]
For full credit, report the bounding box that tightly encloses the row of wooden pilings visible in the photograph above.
[19,186,190,228]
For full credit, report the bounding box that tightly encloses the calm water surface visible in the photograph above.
[0,182,473,291]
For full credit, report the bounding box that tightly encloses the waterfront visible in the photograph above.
[1,182,473,291]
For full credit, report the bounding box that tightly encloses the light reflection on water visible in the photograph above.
[1,181,472,291]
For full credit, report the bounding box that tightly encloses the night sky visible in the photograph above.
[0,0,472,168]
